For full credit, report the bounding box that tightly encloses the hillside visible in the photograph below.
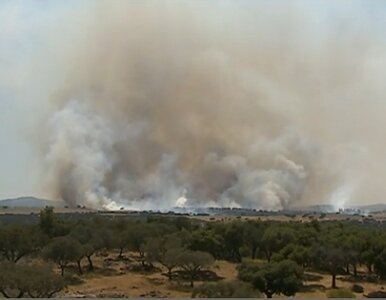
[0,196,65,208]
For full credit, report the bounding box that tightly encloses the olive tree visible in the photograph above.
[0,262,64,298]
[145,236,182,280]
[26,264,65,298]
[43,236,82,276]
[0,225,40,263]
[239,259,303,298]
[176,250,214,287]
[70,224,107,271]
[0,262,28,297]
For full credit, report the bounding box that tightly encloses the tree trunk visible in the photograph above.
[87,255,94,271]
[167,268,172,280]
[232,249,241,262]
[346,264,350,274]
[265,250,271,262]
[367,264,372,274]
[251,246,257,259]
[353,264,358,277]
[190,273,194,288]
[266,292,273,298]
[118,247,123,258]
[332,274,337,289]
[77,260,83,275]
[60,265,65,276]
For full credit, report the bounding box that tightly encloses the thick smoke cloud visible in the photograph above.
[39,1,386,210]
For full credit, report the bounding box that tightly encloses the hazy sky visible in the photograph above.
[0,0,385,202]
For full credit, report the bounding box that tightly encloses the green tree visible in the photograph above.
[341,232,362,276]
[145,235,182,280]
[359,230,385,274]
[0,262,28,297]
[70,224,106,271]
[177,250,214,287]
[313,244,346,288]
[39,207,56,236]
[112,219,131,258]
[273,244,311,268]
[222,222,245,262]
[242,222,263,259]
[189,228,224,259]
[374,248,386,279]
[261,225,295,262]
[25,264,65,298]
[0,225,40,263]
[0,262,64,298]
[238,259,303,298]
[126,224,152,267]
[43,236,82,276]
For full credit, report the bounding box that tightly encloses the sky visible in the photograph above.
[0,0,385,205]
[0,0,85,199]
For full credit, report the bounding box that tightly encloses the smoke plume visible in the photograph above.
[35,1,386,210]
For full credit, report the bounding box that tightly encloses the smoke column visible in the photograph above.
[33,1,386,210]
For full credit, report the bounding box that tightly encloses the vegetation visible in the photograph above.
[238,259,303,298]
[176,250,214,287]
[0,262,64,298]
[2,208,386,297]
[43,236,83,276]
[192,281,259,298]
[326,288,356,298]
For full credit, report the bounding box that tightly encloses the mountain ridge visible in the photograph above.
[0,196,65,208]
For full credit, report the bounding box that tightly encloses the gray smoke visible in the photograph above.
[37,1,386,210]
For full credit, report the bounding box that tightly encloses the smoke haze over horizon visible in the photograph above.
[1,1,386,210]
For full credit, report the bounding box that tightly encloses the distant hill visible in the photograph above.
[0,196,65,208]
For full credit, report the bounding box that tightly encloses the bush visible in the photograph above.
[366,291,386,298]
[327,288,356,298]
[351,284,364,293]
[192,281,260,298]
[239,246,250,258]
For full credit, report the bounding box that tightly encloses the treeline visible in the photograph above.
[2,208,386,297]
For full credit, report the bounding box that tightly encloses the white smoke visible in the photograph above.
[23,1,385,211]
[45,100,116,209]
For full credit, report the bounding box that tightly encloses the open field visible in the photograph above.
[61,252,238,298]
[57,250,386,298]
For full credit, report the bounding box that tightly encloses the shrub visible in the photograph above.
[351,284,364,293]
[365,291,386,298]
[192,281,259,298]
[327,288,356,298]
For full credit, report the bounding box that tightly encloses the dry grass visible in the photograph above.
[60,251,237,298]
[55,250,386,298]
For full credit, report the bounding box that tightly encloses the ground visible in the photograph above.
[57,250,386,298]
[60,251,238,298]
